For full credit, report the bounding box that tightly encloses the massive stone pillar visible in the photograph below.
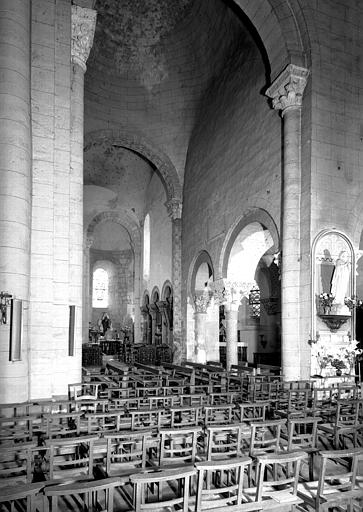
[0,0,31,402]
[166,199,183,363]
[71,5,96,371]
[266,64,309,380]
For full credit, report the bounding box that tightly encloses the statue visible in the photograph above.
[98,312,111,336]
[330,250,350,312]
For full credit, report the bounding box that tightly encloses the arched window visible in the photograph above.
[92,268,109,308]
[143,213,150,280]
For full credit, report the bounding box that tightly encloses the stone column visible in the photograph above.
[82,236,94,342]
[140,306,149,344]
[0,0,31,402]
[157,301,168,345]
[194,293,211,364]
[71,5,96,371]
[166,199,183,363]
[225,303,239,370]
[266,64,309,380]
[148,304,158,345]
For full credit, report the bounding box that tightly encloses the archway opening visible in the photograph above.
[226,221,281,365]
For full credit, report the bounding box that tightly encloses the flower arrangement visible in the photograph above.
[330,358,347,370]
[319,292,335,314]
[344,296,363,310]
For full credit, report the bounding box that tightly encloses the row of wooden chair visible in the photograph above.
[2,447,362,511]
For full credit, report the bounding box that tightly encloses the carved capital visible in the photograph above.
[84,236,94,250]
[211,279,253,305]
[266,64,309,114]
[165,198,182,220]
[194,293,210,313]
[71,5,97,72]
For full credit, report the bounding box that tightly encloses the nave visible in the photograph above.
[0,361,362,511]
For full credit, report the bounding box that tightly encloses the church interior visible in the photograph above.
[0,0,363,510]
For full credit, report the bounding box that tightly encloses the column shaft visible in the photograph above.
[0,0,31,402]
[225,305,239,370]
[194,312,207,364]
[171,217,183,362]
[281,107,302,379]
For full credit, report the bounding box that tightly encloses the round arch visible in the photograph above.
[142,290,150,305]
[188,250,215,302]
[151,286,160,303]
[161,280,173,300]
[219,208,280,278]
[86,210,141,252]
[231,0,310,78]
[84,129,182,203]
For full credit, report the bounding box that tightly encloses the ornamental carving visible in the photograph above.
[266,64,309,113]
[194,293,210,313]
[165,198,182,220]
[71,5,97,72]
[211,279,254,305]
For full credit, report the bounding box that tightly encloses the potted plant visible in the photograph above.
[330,358,347,376]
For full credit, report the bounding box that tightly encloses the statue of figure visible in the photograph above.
[330,250,350,306]
[99,312,111,335]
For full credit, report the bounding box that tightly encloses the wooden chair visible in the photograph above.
[238,401,269,425]
[130,466,196,512]
[42,411,82,439]
[275,389,311,420]
[45,435,98,481]
[0,482,45,512]
[130,409,170,430]
[247,419,286,486]
[103,430,157,477]
[297,447,363,511]
[194,457,262,511]
[317,399,360,449]
[203,405,235,427]
[43,476,123,512]
[0,414,41,444]
[0,441,36,486]
[169,405,202,428]
[84,411,131,433]
[249,419,286,458]
[281,416,321,481]
[206,423,250,461]
[246,451,307,510]
[158,426,202,468]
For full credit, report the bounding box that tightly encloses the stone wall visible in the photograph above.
[182,22,281,359]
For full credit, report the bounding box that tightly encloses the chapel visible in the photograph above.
[1,1,363,402]
[1,2,363,510]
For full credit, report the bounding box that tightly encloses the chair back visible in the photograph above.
[255,450,307,502]
[239,401,268,424]
[104,430,156,475]
[46,435,98,480]
[44,477,122,512]
[159,426,201,465]
[249,419,286,457]
[286,416,321,451]
[195,457,262,511]
[130,466,196,512]
[318,448,362,496]
[206,423,249,460]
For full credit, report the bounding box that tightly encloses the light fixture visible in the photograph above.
[0,292,12,325]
